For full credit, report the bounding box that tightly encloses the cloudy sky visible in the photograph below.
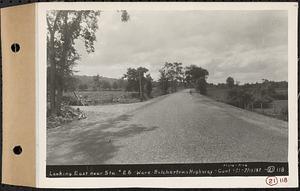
[74,10,288,84]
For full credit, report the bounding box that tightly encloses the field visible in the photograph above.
[63,90,140,105]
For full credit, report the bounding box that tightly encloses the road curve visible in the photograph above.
[47,89,288,165]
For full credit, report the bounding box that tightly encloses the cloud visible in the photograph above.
[74,10,288,83]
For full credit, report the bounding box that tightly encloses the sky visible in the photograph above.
[74,10,288,84]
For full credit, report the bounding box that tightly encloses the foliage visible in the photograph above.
[64,76,79,91]
[185,65,209,95]
[197,78,208,95]
[123,67,147,92]
[226,76,234,88]
[158,69,170,95]
[78,83,88,91]
[102,80,111,90]
[227,87,254,109]
[123,67,152,100]
[112,81,118,89]
[226,80,279,109]
[120,10,130,22]
[93,74,102,91]
[145,74,153,97]
[158,62,184,93]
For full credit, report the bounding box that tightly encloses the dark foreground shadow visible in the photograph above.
[47,114,159,165]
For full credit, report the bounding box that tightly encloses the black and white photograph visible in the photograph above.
[45,7,291,176]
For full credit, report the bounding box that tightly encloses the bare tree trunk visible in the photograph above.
[47,12,62,116]
[55,13,69,112]
[49,31,56,115]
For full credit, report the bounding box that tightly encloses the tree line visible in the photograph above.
[221,77,288,110]
[121,62,209,100]
[158,62,209,95]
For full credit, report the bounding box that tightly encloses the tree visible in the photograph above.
[185,65,209,95]
[251,80,274,109]
[227,88,254,109]
[157,62,184,93]
[145,74,153,97]
[116,78,127,90]
[112,81,118,89]
[226,76,234,88]
[47,10,129,115]
[64,76,79,91]
[102,80,111,90]
[79,84,88,91]
[47,10,100,115]
[93,74,102,91]
[162,62,184,92]
[197,78,208,95]
[123,67,149,101]
[158,69,170,95]
[123,68,139,92]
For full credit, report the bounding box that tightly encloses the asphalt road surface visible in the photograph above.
[47,89,288,165]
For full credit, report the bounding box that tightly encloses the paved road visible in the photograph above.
[47,89,288,165]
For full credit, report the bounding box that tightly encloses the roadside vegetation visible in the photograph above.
[206,78,288,121]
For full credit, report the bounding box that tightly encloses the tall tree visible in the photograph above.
[123,68,139,92]
[158,69,169,95]
[145,74,153,97]
[226,76,234,88]
[123,67,149,100]
[159,62,184,93]
[185,65,209,95]
[47,10,100,115]
[47,10,129,115]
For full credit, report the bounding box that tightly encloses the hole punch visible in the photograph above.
[13,145,22,155]
[11,43,20,53]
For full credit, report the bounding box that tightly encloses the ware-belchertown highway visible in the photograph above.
[47,89,288,165]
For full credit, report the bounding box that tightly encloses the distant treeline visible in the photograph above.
[67,62,210,99]
[62,75,128,91]
[208,80,287,91]
[208,77,288,108]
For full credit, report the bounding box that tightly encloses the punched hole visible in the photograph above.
[13,145,22,155]
[11,43,20,53]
